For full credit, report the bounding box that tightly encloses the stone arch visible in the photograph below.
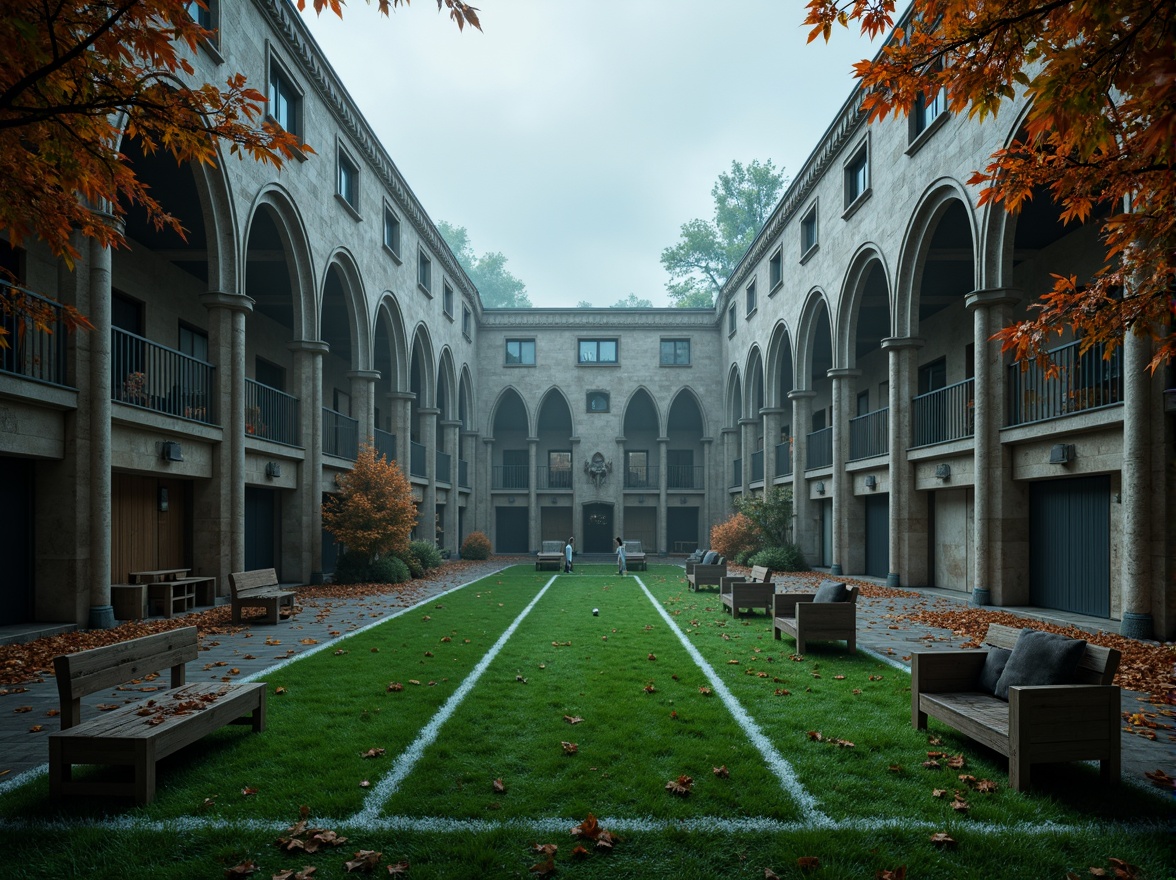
[765,319,796,408]
[725,364,744,429]
[744,345,765,420]
[409,324,437,409]
[621,385,663,432]
[320,248,369,371]
[795,287,835,390]
[373,293,409,393]
[836,244,893,370]
[489,386,532,438]
[666,386,708,439]
[457,364,475,432]
[243,185,316,342]
[436,346,458,421]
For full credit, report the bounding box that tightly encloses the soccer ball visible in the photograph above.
[592,608,599,616]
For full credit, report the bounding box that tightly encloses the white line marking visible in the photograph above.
[349,574,559,825]
[633,576,831,826]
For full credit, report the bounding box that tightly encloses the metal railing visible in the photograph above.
[436,449,451,484]
[1,281,69,386]
[458,458,469,489]
[538,466,572,489]
[624,465,659,489]
[1007,341,1122,426]
[667,464,703,489]
[731,457,742,488]
[806,427,833,469]
[750,449,764,482]
[113,327,216,425]
[245,378,299,446]
[322,407,358,460]
[373,428,397,463]
[410,440,427,477]
[492,464,528,489]
[912,379,974,447]
[775,441,793,477]
[849,407,888,460]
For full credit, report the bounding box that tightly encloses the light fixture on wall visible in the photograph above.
[507,495,516,504]
[815,481,825,495]
[935,463,951,482]
[864,475,877,490]
[637,495,645,504]
[160,441,183,462]
[1049,444,1074,465]
[265,461,282,479]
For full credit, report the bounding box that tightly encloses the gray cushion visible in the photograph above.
[976,647,1011,695]
[812,580,849,603]
[993,628,1087,700]
[702,550,718,565]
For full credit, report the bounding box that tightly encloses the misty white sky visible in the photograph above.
[303,2,881,308]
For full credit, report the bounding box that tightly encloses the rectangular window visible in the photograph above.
[187,0,212,28]
[443,281,454,318]
[801,204,818,256]
[659,338,691,365]
[667,449,694,489]
[112,291,144,335]
[856,390,870,416]
[548,450,571,488]
[383,206,401,256]
[845,142,869,208]
[462,305,471,338]
[727,304,736,336]
[505,338,535,365]
[178,322,209,362]
[255,357,285,392]
[578,339,617,364]
[745,279,757,316]
[918,357,947,395]
[268,62,301,137]
[911,85,947,141]
[769,248,783,291]
[586,391,610,412]
[418,251,432,294]
[626,450,649,488]
[333,388,351,417]
[337,149,358,209]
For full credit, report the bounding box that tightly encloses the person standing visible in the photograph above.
[564,536,575,574]
[615,537,626,576]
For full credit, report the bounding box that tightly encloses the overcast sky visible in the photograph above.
[302,2,881,308]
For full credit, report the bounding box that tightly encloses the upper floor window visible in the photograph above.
[727,303,736,336]
[800,204,818,257]
[268,61,301,138]
[178,322,209,362]
[910,85,947,146]
[443,281,454,318]
[462,305,471,338]
[383,205,401,258]
[586,391,610,412]
[769,248,783,292]
[187,0,212,28]
[918,356,947,394]
[337,149,359,211]
[844,140,869,211]
[418,250,432,295]
[505,339,535,365]
[578,339,617,364]
[660,338,691,366]
[745,279,757,316]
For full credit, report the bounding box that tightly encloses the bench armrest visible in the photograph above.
[911,650,988,695]
[794,601,855,625]
[773,592,814,617]
[719,576,747,595]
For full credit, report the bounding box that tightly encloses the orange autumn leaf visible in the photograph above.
[797,856,820,871]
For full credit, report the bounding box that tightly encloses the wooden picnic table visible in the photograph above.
[128,568,190,584]
[127,569,215,617]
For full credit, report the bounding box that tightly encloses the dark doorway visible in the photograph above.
[1029,476,1110,617]
[583,502,614,552]
[495,507,529,553]
[0,458,33,625]
[667,506,699,553]
[865,494,889,577]
[245,487,278,574]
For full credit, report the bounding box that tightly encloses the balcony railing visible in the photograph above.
[538,466,572,489]
[775,441,793,477]
[458,458,469,489]
[436,449,452,484]
[373,428,397,463]
[849,407,888,460]
[113,327,215,425]
[1,281,68,387]
[245,378,300,446]
[410,441,427,478]
[624,465,659,489]
[731,457,742,488]
[1008,341,1122,426]
[667,464,703,489]
[493,465,528,489]
[322,407,358,460]
[750,449,764,482]
[912,379,974,447]
[806,427,833,469]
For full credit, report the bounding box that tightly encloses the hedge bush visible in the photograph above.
[371,555,411,584]
[749,544,808,573]
[409,539,445,571]
[710,512,761,561]
[460,530,492,560]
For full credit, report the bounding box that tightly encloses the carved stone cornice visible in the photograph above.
[478,308,721,329]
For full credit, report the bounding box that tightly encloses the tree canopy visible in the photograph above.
[661,159,787,309]
[322,444,417,562]
[437,221,532,308]
[805,0,1176,371]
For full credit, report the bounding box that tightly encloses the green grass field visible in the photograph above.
[1,564,1172,879]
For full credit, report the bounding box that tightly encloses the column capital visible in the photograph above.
[526,436,540,445]
[700,437,714,445]
[288,339,329,355]
[759,407,788,416]
[482,436,496,445]
[965,288,1021,311]
[461,429,481,439]
[720,426,738,436]
[439,419,462,429]
[881,336,925,351]
[788,389,816,401]
[386,391,416,401]
[418,407,441,417]
[826,368,862,380]
[346,369,381,382]
[200,291,254,314]
[656,436,670,444]
[737,417,758,426]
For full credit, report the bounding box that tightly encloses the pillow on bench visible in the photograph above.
[812,580,849,603]
[976,646,1012,695]
[993,628,1087,700]
[702,550,718,565]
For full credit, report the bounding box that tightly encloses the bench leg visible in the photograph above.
[134,739,156,805]
[846,631,856,653]
[795,635,806,655]
[48,738,68,799]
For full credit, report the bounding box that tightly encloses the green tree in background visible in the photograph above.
[437,221,532,308]
[610,294,655,308]
[661,159,787,308]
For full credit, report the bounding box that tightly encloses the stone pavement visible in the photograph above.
[1,562,1172,798]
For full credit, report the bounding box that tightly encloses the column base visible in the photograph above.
[886,573,901,588]
[830,563,843,576]
[1119,612,1154,641]
[88,604,116,629]
[969,587,991,607]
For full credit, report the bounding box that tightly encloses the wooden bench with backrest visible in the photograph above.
[48,626,266,805]
[773,579,859,653]
[536,541,564,571]
[686,552,726,591]
[229,568,295,624]
[623,540,647,571]
[911,622,1120,791]
[719,565,775,617]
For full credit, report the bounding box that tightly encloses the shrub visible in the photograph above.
[409,539,445,571]
[400,552,424,579]
[750,544,808,573]
[710,512,760,560]
[322,444,417,565]
[333,550,372,585]
[734,486,795,547]
[460,530,492,560]
[735,549,756,566]
[370,555,411,584]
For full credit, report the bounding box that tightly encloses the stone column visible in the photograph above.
[87,219,117,629]
[827,368,861,576]
[965,289,1022,606]
[789,390,816,562]
[386,391,414,462]
[657,435,669,554]
[482,436,496,545]
[700,436,713,548]
[571,435,582,549]
[460,428,479,544]
[439,418,462,553]
[761,407,786,486]
[289,339,327,584]
[738,417,757,491]
[348,370,380,444]
[720,427,738,497]
[614,434,627,541]
[1119,328,1154,639]
[526,435,540,552]
[882,337,925,587]
[418,407,440,546]
[199,291,252,588]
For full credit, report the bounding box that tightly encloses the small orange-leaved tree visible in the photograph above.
[709,512,760,562]
[322,443,417,564]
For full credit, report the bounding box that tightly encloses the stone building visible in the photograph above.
[0,0,1171,639]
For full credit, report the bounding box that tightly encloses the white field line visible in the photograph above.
[348,574,559,825]
[633,575,832,827]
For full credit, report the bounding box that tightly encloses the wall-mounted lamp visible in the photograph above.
[637,495,645,504]
[550,495,559,504]
[815,481,825,495]
[507,495,516,504]
[160,441,183,462]
[680,496,689,505]
[1049,443,1074,465]
[935,463,951,482]
[864,475,877,490]
[265,461,282,479]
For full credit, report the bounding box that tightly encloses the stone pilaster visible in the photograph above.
[882,337,925,587]
[657,436,669,554]
[87,223,116,629]
[347,370,380,444]
[827,368,861,576]
[1119,328,1154,639]
[760,407,787,485]
[439,418,462,553]
[289,339,327,584]
[788,390,816,562]
[738,417,757,491]
[418,406,440,546]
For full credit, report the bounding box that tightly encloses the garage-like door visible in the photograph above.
[1029,475,1110,617]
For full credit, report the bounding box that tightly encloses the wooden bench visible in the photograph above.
[48,626,266,805]
[228,568,295,624]
[536,541,564,571]
[911,622,1121,791]
[686,556,726,591]
[772,580,859,653]
[623,540,647,571]
[720,565,775,617]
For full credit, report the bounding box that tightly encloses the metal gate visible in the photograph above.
[1029,475,1110,617]
[495,507,529,553]
[865,494,889,578]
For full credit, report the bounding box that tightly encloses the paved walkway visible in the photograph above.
[1,562,1172,797]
